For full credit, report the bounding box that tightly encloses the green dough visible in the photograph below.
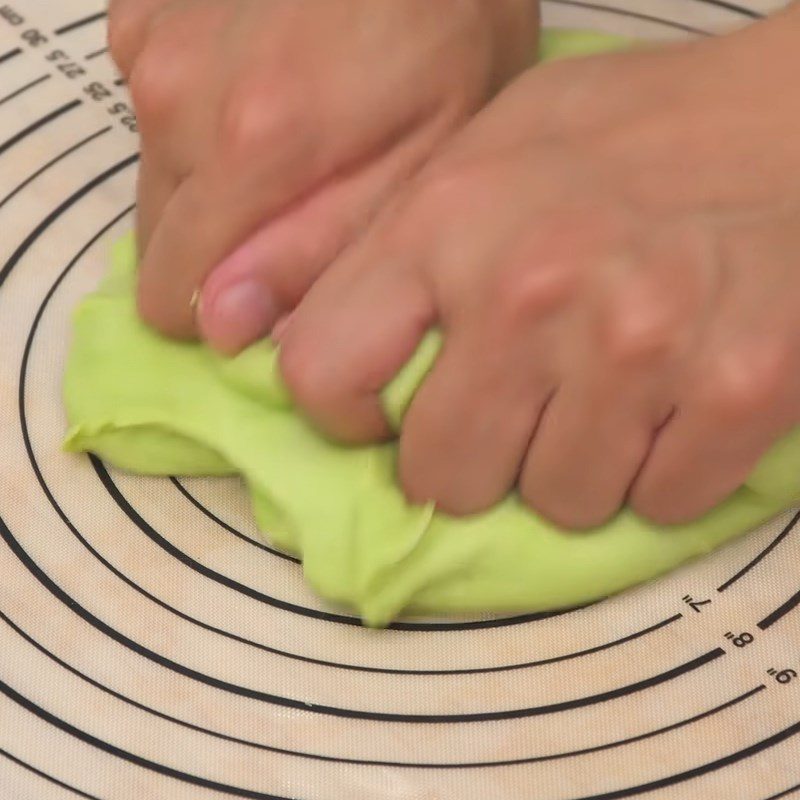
[63,31,800,627]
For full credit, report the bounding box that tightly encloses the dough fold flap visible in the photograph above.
[63,31,800,626]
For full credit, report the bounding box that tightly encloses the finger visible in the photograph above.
[279,255,434,443]
[519,372,660,529]
[128,5,221,173]
[133,35,215,264]
[197,113,446,354]
[195,212,329,355]
[520,246,701,529]
[136,127,319,340]
[108,0,173,77]
[135,153,180,255]
[630,219,800,524]
[630,336,797,525]
[398,328,552,515]
[136,33,384,342]
[136,0,474,342]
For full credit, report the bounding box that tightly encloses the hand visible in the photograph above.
[277,9,800,528]
[108,0,539,352]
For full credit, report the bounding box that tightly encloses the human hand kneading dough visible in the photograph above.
[273,7,800,528]
[107,0,539,351]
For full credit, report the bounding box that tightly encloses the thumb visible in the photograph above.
[197,119,445,354]
[135,105,321,340]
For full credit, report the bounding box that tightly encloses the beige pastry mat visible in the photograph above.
[1,1,799,798]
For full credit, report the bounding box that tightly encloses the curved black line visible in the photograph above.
[0,606,764,769]
[8,166,676,666]
[691,0,760,19]
[488,685,763,768]
[765,784,800,800]
[718,510,800,592]
[5,0,717,643]
[170,485,673,668]
[3,674,797,800]
[0,7,780,797]
[0,73,51,107]
[28,463,374,672]
[573,722,800,800]
[7,181,719,721]
[0,678,289,800]
[758,584,800,631]
[170,477,300,564]
[86,0,755,639]
[3,199,631,688]
[0,9,756,716]
[0,482,728,724]
[0,748,102,800]
[55,12,107,36]
[0,611,766,770]
[0,153,137,289]
[544,0,712,36]
[0,126,112,214]
[314,612,679,675]
[0,3,777,791]
[8,162,676,668]
[98,458,583,630]
[45,448,673,672]
[0,48,22,65]
[171,485,676,663]
[0,100,82,160]
[456,613,683,672]
[16,319,682,671]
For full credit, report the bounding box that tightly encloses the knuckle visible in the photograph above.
[700,342,789,421]
[488,210,626,330]
[129,38,187,124]
[600,297,677,369]
[491,258,578,326]
[107,1,144,74]
[218,81,308,164]
[107,21,135,74]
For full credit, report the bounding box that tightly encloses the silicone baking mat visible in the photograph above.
[0,1,798,798]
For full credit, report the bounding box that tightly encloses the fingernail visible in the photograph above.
[198,278,278,355]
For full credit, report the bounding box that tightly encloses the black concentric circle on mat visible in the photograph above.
[1,2,799,799]
[15,245,800,728]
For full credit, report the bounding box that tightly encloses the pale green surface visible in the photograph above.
[63,31,800,627]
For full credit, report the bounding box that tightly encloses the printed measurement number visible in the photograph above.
[47,49,86,79]
[0,4,24,27]
[767,668,797,685]
[725,631,755,648]
[0,4,138,136]
[722,629,798,687]
[1,5,50,51]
